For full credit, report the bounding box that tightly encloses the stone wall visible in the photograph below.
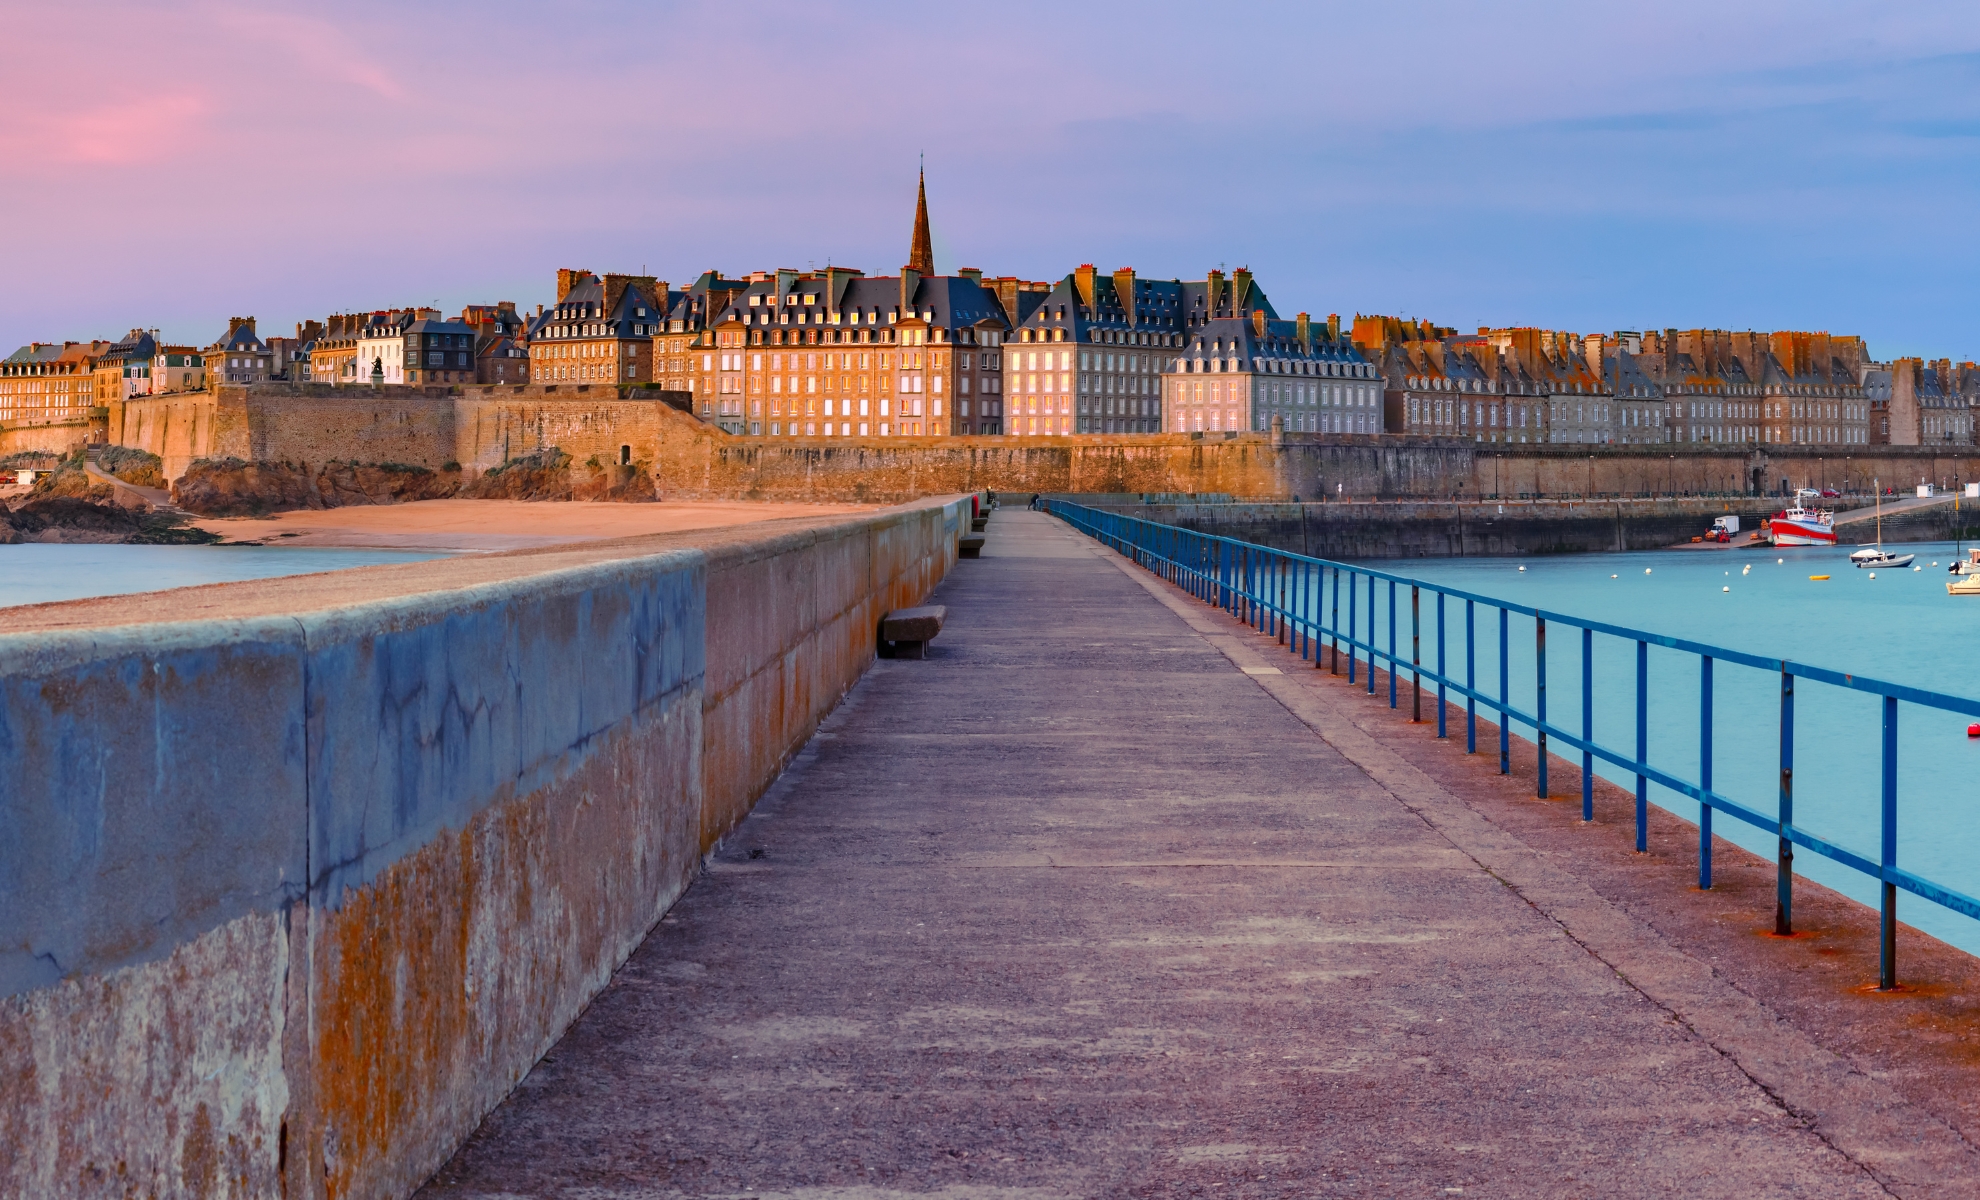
[1100,499,1783,559]
[0,417,92,459]
[108,382,1980,503]
[0,496,970,1199]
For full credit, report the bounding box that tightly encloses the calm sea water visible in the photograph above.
[0,544,446,610]
[1311,541,1980,954]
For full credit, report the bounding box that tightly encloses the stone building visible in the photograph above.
[91,329,159,409]
[1356,318,1553,443]
[1888,358,1974,446]
[402,313,481,385]
[210,318,275,385]
[150,345,205,394]
[653,271,749,398]
[676,173,1012,437]
[1751,331,1869,447]
[0,340,109,427]
[1597,338,1671,445]
[1162,301,1371,436]
[310,314,367,386]
[690,264,1010,437]
[460,303,531,385]
[355,310,424,385]
[1001,263,1190,436]
[529,270,664,388]
[1623,329,1764,446]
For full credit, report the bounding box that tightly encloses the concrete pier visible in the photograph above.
[421,509,1980,1197]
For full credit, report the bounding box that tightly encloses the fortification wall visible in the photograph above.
[1105,499,1783,559]
[0,418,92,458]
[0,496,969,1199]
[105,383,1980,503]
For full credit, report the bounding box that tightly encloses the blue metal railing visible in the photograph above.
[1049,500,1980,988]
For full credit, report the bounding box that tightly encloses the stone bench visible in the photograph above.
[880,605,946,659]
[958,534,985,558]
[970,516,988,532]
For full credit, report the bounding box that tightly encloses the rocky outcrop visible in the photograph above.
[97,446,166,489]
[26,452,116,503]
[460,448,658,502]
[171,458,463,516]
[3,495,219,544]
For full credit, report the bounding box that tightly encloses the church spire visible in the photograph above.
[907,164,934,276]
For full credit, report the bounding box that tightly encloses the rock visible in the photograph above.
[461,448,658,502]
[97,446,165,489]
[313,461,461,507]
[171,458,461,516]
[10,495,142,542]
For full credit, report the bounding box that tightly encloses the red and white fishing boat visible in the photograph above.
[1769,489,1836,546]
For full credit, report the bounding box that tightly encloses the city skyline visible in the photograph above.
[4,2,1979,361]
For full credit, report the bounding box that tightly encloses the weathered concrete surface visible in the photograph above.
[1,497,968,1199]
[419,510,1947,1197]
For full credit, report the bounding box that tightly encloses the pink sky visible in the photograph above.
[5,1,1980,359]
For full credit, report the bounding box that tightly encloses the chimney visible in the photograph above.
[556,269,588,302]
[1112,267,1136,324]
[1232,268,1253,314]
[900,266,921,315]
[1296,312,1311,353]
[1206,270,1225,318]
[1251,309,1267,338]
[1584,334,1606,379]
[1327,313,1341,341]
[957,267,982,283]
[1890,358,1923,445]
[1074,264,1096,309]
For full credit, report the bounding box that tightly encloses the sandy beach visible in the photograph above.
[190,498,883,551]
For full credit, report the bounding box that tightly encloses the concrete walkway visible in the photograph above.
[421,509,1897,1198]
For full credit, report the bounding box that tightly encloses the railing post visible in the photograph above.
[1329,566,1340,674]
[1536,616,1548,799]
[1388,579,1398,709]
[1498,607,1510,774]
[1411,585,1422,722]
[1436,592,1447,738]
[1635,640,1648,853]
[1881,694,1898,990]
[1777,668,1795,936]
[1347,570,1358,685]
[1700,656,1714,889]
[1368,574,1378,696]
[1581,626,1593,821]
[1465,599,1476,753]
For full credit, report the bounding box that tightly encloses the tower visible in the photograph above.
[907,166,934,276]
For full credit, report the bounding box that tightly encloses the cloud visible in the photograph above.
[0,93,209,165]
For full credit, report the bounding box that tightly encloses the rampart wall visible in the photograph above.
[1099,499,1784,559]
[0,496,970,1199]
[109,383,1980,503]
[0,417,92,458]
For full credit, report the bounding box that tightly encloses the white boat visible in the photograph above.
[1952,548,1980,576]
[1851,485,1913,567]
[1770,490,1836,546]
[1949,572,1980,595]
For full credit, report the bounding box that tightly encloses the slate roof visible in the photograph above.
[711,271,1011,334]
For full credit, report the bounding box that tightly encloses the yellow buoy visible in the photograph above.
[1810,574,1831,581]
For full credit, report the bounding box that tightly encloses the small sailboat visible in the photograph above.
[1851,484,1915,568]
